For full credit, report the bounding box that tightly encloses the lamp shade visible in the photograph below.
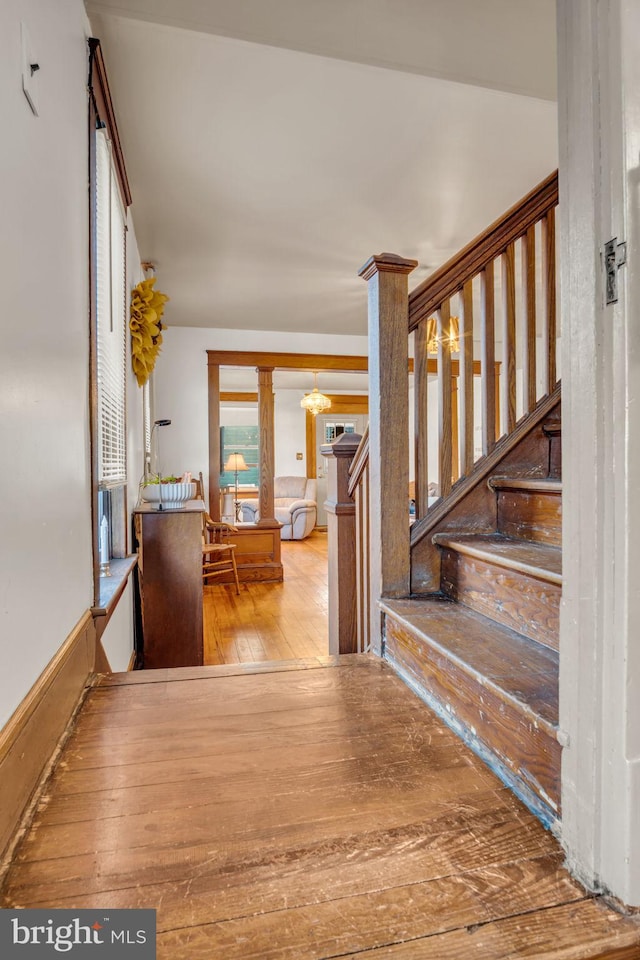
[224,452,249,472]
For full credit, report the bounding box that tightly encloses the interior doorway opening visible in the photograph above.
[314,412,368,525]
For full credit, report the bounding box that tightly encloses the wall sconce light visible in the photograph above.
[426,316,460,354]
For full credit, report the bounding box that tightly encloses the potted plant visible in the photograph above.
[141,475,196,509]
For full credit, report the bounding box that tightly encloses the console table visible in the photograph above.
[133,500,204,668]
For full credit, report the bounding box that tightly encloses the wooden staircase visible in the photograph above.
[324,171,564,825]
[382,408,562,825]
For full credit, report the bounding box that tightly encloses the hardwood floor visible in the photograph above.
[2,657,639,959]
[204,530,329,664]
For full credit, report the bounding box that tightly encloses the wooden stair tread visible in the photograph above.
[489,476,562,494]
[433,533,562,585]
[543,420,562,436]
[97,655,371,686]
[381,597,558,727]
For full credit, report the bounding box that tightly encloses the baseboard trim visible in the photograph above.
[94,637,112,674]
[0,610,96,869]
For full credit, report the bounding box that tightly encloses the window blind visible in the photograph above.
[96,129,127,485]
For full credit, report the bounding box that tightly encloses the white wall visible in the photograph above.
[275,391,308,476]
[153,326,368,495]
[0,0,93,727]
[0,1,145,720]
[100,581,135,672]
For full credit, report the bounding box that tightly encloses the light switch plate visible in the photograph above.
[21,22,39,116]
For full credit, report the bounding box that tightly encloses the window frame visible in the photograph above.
[88,38,133,602]
[95,127,128,488]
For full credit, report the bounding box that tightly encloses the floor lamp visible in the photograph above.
[224,452,249,522]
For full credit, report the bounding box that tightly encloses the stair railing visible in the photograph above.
[325,172,559,656]
[410,171,559,518]
[347,426,370,653]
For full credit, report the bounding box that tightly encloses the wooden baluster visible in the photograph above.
[502,243,517,433]
[322,433,361,655]
[480,262,497,451]
[358,253,417,654]
[414,318,430,518]
[438,300,453,496]
[347,428,372,654]
[523,225,537,412]
[543,207,557,391]
[451,375,459,483]
[355,477,363,654]
[405,175,558,478]
[207,360,221,520]
[459,279,474,475]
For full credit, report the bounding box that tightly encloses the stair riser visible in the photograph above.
[440,550,560,652]
[549,434,561,478]
[384,616,561,815]
[543,421,562,478]
[497,490,562,546]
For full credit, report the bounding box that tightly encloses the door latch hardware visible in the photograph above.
[604,238,627,304]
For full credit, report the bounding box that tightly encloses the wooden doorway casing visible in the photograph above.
[208,351,370,517]
[208,353,369,584]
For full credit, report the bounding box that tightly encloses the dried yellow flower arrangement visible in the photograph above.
[130,277,169,387]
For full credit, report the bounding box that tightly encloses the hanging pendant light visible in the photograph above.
[300,372,331,416]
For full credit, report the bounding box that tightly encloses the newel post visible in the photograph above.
[321,432,361,655]
[359,253,417,654]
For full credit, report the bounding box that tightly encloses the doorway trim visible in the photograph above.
[306,394,369,479]
[207,352,370,520]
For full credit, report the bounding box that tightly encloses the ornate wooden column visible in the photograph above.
[205,356,282,583]
[358,253,417,655]
[257,367,277,526]
[207,360,221,520]
[321,432,361,655]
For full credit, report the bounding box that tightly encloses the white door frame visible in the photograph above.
[558,0,640,905]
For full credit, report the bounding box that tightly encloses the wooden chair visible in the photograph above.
[193,471,205,501]
[202,515,241,594]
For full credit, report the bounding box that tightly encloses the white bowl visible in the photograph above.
[142,482,196,509]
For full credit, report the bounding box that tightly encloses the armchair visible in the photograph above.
[241,476,317,540]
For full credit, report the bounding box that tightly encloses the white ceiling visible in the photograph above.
[86,0,558,337]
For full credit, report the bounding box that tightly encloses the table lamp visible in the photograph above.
[224,452,249,522]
